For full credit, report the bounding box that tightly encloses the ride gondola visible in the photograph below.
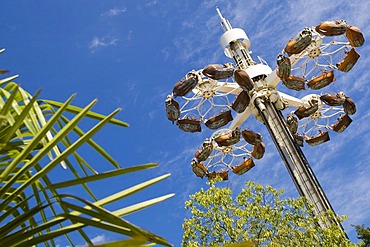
[195,139,213,162]
[213,128,241,147]
[315,20,347,36]
[202,63,234,80]
[232,157,255,175]
[205,110,233,130]
[232,91,250,113]
[177,117,202,132]
[320,92,346,106]
[206,170,229,181]
[282,75,306,91]
[337,48,360,72]
[294,100,319,119]
[172,71,198,97]
[284,28,312,56]
[331,114,352,133]
[305,130,330,146]
[191,159,208,178]
[234,69,254,91]
[241,129,262,145]
[346,25,365,47]
[286,114,298,135]
[343,96,356,115]
[165,95,180,123]
[276,54,291,79]
[307,70,336,90]
[251,142,265,159]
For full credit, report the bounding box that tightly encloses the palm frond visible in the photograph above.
[0,68,173,247]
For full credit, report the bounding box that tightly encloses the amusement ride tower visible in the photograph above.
[165,8,364,233]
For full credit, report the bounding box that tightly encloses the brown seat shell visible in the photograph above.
[232,91,250,113]
[305,131,330,146]
[205,110,233,130]
[307,70,335,90]
[234,69,254,91]
[177,118,201,132]
[282,75,306,91]
[232,157,255,175]
[331,114,352,133]
[337,48,360,72]
[346,25,365,47]
[202,64,234,80]
[315,20,347,36]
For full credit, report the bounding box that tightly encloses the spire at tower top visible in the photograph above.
[216,6,232,32]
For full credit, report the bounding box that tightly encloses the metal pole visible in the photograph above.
[255,98,345,232]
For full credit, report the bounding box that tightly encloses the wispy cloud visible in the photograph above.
[91,235,107,244]
[89,36,119,52]
[161,47,170,61]
[101,7,127,17]
[145,0,158,7]
[127,30,133,42]
[68,234,108,247]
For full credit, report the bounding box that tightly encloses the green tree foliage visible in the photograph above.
[182,180,354,247]
[353,224,370,247]
[0,49,173,247]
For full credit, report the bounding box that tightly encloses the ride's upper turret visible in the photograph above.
[217,7,254,69]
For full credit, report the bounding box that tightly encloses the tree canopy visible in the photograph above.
[182,180,354,247]
[353,224,370,247]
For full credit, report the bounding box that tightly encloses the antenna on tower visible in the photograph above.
[216,6,232,32]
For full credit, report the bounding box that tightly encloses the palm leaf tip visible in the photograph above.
[0,75,20,87]
[50,163,160,189]
[41,99,129,127]
[113,193,175,217]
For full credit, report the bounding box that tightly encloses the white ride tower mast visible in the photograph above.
[216,7,344,232]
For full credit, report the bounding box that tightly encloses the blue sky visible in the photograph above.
[1,1,369,246]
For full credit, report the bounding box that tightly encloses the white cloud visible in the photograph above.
[69,235,107,247]
[101,7,127,17]
[89,36,119,52]
[127,30,133,42]
[161,47,170,61]
[145,0,158,7]
[91,234,107,244]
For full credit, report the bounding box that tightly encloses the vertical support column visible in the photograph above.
[256,98,345,233]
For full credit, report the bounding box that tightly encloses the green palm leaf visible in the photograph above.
[42,99,129,127]
[0,52,173,247]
